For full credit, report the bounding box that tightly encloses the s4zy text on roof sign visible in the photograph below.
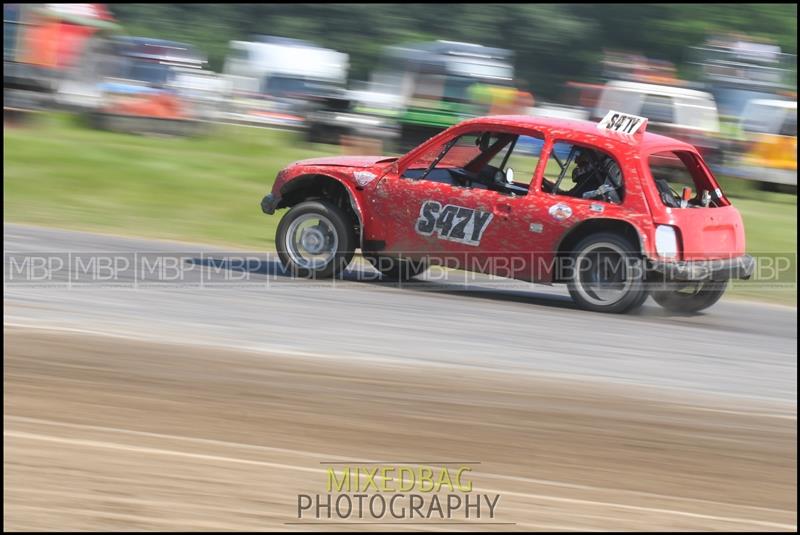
[597,110,648,135]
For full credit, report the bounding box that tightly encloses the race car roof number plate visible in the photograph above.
[597,110,648,136]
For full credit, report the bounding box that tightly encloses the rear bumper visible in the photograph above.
[649,254,755,282]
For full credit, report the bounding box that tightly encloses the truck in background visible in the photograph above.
[689,35,797,187]
[89,36,225,136]
[356,40,518,152]
[4,3,120,122]
[717,98,797,189]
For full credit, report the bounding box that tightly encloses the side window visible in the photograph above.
[401,131,543,196]
[779,113,797,137]
[442,76,473,104]
[412,73,445,101]
[541,142,624,204]
[641,94,675,124]
[649,150,727,208]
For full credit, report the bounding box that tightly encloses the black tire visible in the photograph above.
[566,232,649,314]
[651,280,727,314]
[363,253,427,282]
[275,200,356,279]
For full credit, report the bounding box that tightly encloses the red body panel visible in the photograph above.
[268,115,747,281]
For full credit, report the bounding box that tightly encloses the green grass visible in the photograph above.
[4,112,796,305]
[724,192,797,305]
[4,113,340,248]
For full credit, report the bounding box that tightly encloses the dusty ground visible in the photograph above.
[4,327,797,531]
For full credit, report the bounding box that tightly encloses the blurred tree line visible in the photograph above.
[110,3,797,98]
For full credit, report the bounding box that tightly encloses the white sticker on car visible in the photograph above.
[548,202,573,221]
[415,201,493,246]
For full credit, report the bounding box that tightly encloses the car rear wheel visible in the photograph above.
[566,232,649,314]
[363,253,427,282]
[276,200,355,279]
[651,280,727,314]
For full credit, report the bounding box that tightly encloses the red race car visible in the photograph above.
[261,112,754,313]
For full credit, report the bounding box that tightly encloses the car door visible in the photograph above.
[367,127,550,280]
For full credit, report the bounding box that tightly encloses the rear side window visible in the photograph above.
[229,46,250,62]
[649,151,728,208]
[641,94,675,124]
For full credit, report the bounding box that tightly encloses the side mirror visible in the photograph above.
[505,167,514,184]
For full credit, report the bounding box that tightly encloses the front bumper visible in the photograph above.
[649,254,755,282]
[260,193,278,215]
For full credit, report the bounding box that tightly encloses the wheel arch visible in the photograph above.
[553,218,645,283]
[277,174,364,248]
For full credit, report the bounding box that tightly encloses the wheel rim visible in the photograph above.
[574,242,634,306]
[284,213,339,270]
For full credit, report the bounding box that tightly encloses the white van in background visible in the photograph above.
[594,81,723,164]
[222,36,349,128]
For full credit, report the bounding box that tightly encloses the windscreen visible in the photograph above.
[126,60,173,86]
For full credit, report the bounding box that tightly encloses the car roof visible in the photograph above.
[113,36,206,65]
[748,99,797,109]
[116,36,192,49]
[460,115,694,152]
[390,40,512,60]
[603,80,714,100]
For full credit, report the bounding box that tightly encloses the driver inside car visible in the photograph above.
[564,149,605,198]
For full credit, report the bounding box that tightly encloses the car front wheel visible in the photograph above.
[276,200,355,279]
[651,280,727,314]
[566,232,649,314]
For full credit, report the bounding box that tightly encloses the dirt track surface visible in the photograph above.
[4,328,796,531]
